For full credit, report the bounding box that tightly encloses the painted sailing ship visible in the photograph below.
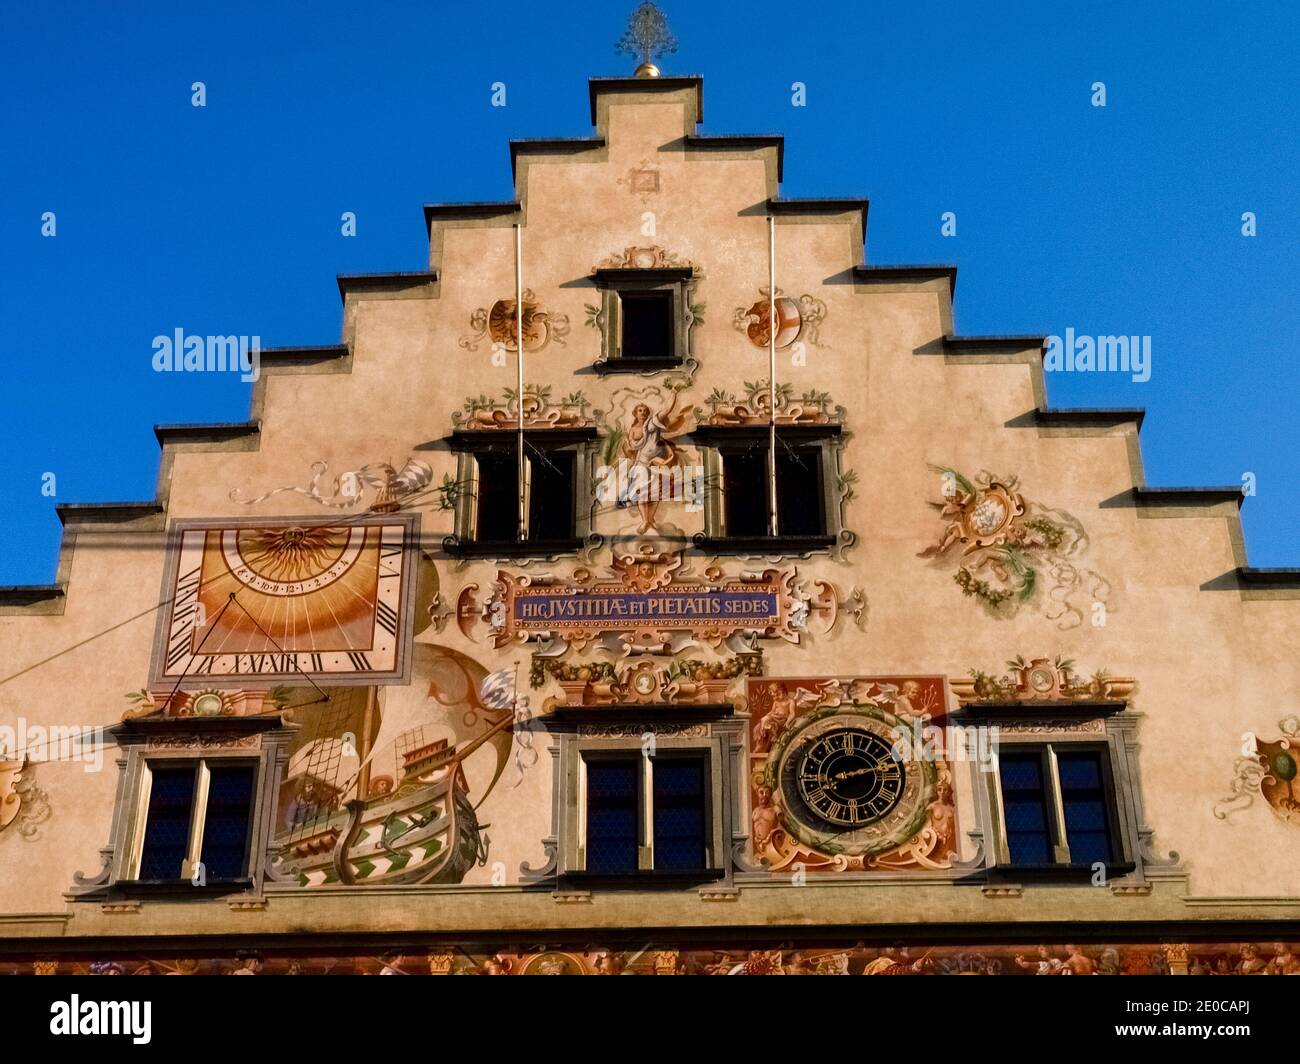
[272,649,515,888]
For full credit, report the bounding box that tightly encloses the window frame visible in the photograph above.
[987,737,1134,878]
[574,747,714,875]
[592,267,695,373]
[123,756,259,885]
[694,424,842,554]
[448,429,597,557]
[547,720,738,888]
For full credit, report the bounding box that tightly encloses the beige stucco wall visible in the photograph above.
[1,78,1296,941]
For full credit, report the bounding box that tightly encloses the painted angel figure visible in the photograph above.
[619,389,692,535]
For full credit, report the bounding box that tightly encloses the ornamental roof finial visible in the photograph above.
[616,2,677,78]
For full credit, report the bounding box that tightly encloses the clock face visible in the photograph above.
[775,710,933,857]
[794,728,904,828]
[152,516,419,688]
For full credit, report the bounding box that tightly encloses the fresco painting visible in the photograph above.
[919,466,1111,629]
[7,941,1297,976]
[747,676,957,872]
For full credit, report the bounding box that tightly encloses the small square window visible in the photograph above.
[619,291,675,360]
[592,269,692,371]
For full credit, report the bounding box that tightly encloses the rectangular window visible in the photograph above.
[722,446,770,537]
[1056,750,1115,866]
[467,444,578,546]
[528,448,576,541]
[775,444,827,537]
[997,744,1118,869]
[717,437,829,540]
[585,758,641,874]
[473,451,519,543]
[998,752,1054,866]
[199,764,257,880]
[593,270,692,371]
[132,760,256,882]
[137,765,198,880]
[652,756,708,872]
[619,291,675,360]
[581,752,712,876]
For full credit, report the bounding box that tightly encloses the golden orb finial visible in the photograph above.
[617,3,677,78]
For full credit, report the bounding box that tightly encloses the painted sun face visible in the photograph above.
[152,517,416,687]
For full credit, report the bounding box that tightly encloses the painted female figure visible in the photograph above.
[619,388,691,535]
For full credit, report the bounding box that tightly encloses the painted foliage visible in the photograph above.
[919,466,1111,629]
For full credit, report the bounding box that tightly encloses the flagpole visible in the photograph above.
[515,223,526,540]
[767,215,778,538]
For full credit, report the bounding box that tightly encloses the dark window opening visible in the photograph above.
[776,445,826,536]
[998,752,1053,866]
[199,765,257,880]
[138,766,197,880]
[999,745,1121,869]
[652,757,708,872]
[1057,750,1115,866]
[620,291,674,360]
[723,447,770,537]
[474,451,520,542]
[585,758,640,874]
[136,761,257,882]
[528,449,576,541]
[472,446,577,543]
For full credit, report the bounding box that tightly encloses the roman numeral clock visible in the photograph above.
[150,515,420,688]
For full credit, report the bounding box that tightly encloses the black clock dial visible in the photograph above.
[786,727,905,829]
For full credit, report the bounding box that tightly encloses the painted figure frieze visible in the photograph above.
[919,465,1112,629]
[8,939,1299,976]
[597,383,697,540]
[747,676,957,873]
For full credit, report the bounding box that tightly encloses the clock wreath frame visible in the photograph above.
[763,702,937,859]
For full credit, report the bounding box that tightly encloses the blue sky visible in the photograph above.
[1,0,1296,583]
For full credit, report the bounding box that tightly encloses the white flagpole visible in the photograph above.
[515,223,526,540]
[767,215,778,537]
